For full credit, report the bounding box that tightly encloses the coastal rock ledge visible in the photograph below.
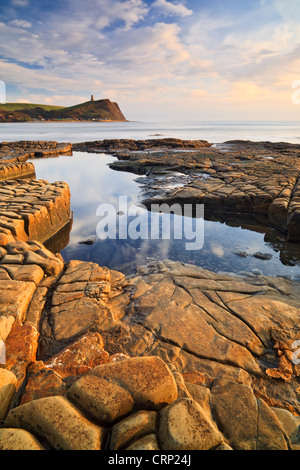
[79,138,300,242]
[0,252,300,450]
[0,139,299,451]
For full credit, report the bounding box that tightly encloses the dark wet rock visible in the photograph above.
[78,236,95,245]
[73,138,212,153]
[232,251,249,258]
[252,252,273,260]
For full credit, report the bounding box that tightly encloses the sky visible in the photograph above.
[0,0,300,121]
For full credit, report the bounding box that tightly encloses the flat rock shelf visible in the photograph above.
[0,139,299,451]
[82,139,300,242]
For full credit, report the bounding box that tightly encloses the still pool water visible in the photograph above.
[30,151,300,280]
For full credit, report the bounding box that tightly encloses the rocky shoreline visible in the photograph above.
[74,139,300,242]
[0,138,300,451]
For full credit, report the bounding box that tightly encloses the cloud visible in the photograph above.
[261,0,300,21]
[2,0,300,120]
[9,19,31,28]
[153,0,193,17]
[105,22,191,71]
[94,0,149,31]
[0,59,78,93]
[11,0,28,6]
[210,243,225,258]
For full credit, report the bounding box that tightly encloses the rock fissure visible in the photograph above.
[214,291,270,351]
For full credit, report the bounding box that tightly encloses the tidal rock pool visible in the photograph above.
[31,151,300,279]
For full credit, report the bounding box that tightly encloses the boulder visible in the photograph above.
[109,410,157,450]
[44,332,110,378]
[125,434,160,450]
[20,362,67,405]
[211,379,290,450]
[272,407,300,447]
[0,428,44,450]
[88,356,178,410]
[0,280,36,322]
[4,322,39,389]
[158,398,223,450]
[68,374,134,425]
[0,369,17,420]
[5,396,106,450]
[0,315,14,342]
[256,398,291,450]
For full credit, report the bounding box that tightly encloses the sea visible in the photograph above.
[0,120,300,144]
[1,120,300,280]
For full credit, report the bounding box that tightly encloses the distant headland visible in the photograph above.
[0,97,127,122]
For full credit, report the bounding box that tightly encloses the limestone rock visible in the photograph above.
[120,259,300,419]
[26,286,48,329]
[68,374,134,424]
[0,178,71,247]
[272,407,300,447]
[0,369,17,420]
[89,356,178,410]
[158,398,224,450]
[4,396,106,450]
[0,428,44,450]
[256,398,290,450]
[21,337,127,405]
[172,371,193,399]
[44,332,110,378]
[215,443,233,450]
[13,264,45,285]
[39,261,124,356]
[20,362,67,405]
[25,251,62,276]
[0,315,14,342]
[0,280,36,322]
[211,379,290,450]
[110,410,157,450]
[106,140,300,239]
[4,322,39,389]
[126,263,265,376]
[125,433,160,450]
[185,383,212,419]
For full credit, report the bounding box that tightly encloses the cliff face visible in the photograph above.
[0,99,127,122]
[47,99,127,121]
[0,110,32,122]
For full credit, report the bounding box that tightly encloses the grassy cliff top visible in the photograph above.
[0,103,65,111]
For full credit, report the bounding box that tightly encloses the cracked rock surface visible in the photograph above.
[0,139,300,450]
[1,255,300,450]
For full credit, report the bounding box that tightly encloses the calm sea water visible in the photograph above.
[1,121,299,278]
[0,120,300,144]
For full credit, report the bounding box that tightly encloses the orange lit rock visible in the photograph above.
[4,322,39,388]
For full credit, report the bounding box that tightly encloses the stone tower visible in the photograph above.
[91,95,94,101]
